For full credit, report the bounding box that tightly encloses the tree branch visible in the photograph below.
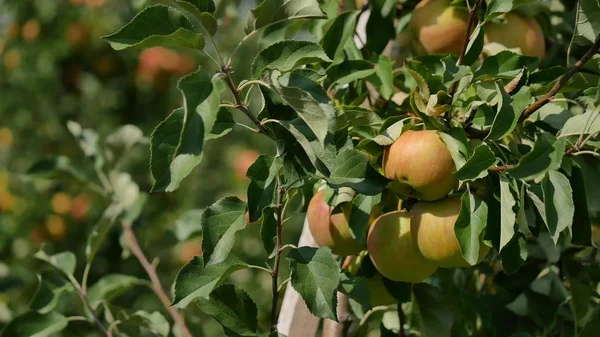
[222,66,269,134]
[398,303,406,337]
[448,0,483,98]
[123,223,192,337]
[270,179,285,333]
[520,35,600,122]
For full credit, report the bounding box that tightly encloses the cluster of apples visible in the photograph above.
[411,0,545,60]
[308,130,490,286]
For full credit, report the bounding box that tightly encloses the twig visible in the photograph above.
[488,164,515,173]
[221,66,268,134]
[398,303,406,337]
[520,35,600,122]
[123,223,193,337]
[66,275,109,335]
[448,0,483,98]
[269,177,285,333]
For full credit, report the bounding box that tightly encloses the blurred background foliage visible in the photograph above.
[0,0,298,335]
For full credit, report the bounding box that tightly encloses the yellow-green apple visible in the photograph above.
[410,0,469,55]
[383,130,457,201]
[483,12,546,60]
[307,190,363,256]
[410,195,489,268]
[367,211,437,283]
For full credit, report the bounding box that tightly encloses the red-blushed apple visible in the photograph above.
[410,195,489,268]
[383,130,457,201]
[367,211,437,283]
[410,0,469,55]
[307,190,363,256]
[484,12,546,60]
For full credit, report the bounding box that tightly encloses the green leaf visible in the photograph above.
[150,69,219,192]
[412,284,454,337]
[509,133,566,182]
[372,55,394,100]
[118,310,170,336]
[326,60,376,87]
[172,255,247,308]
[486,84,530,140]
[201,197,248,266]
[245,0,325,34]
[173,209,205,241]
[208,107,235,140]
[85,210,118,263]
[558,109,600,138]
[338,273,372,309]
[30,272,74,314]
[439,128,469,172]
[197,284,258,337]
[103,5,204,50]
[373,118,409,146]
[570,0,600,47]
[347,194,381,245]
[500,235,528,274]
[485,0,537,21]
[0,312,68,337]
[175,0,217,35]
[499,175,517,251]
[563,260,593,326]
[34,250,76,278]
[259,206,277,255]
[321,11,359,63]
[252,40,331,78]
[269,71,334,145]
[87,274,150,308]
[27,156,88,182]
[463,24,485,66]
[455,145,498,181]
[570,162,592,246]
[541,171,575,244]
[474,51,538,81]
[287,247,341,320]
[247,155,282,222]
[325,149,389,196]
[455,191,489,265]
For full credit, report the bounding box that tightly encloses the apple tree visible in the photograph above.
[5,0,600,336]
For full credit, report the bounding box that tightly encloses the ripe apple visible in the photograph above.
[0,128,13,148]
[234,149,260,180]
[0,191,16,212]
[484,12,546,60]
[367,211,438,283]
[51,192,73,216]
[21,19,41,42]
[410,0,469,55]
[307,190,363,256]
[70,193,91,222]
[410,195,489,268]
[383,130,457,201]
[45,215,67,240]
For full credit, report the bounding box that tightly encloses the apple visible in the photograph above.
[367,211,438,283]
[410,195,489,268]
[45,215,67,240]
[174,239,203,264]
[307,190,363,256]
[21,19,41,42]
[234,150,260,180]
[0,128,13,148]
[51,192,73,216]
[0,191,16,212]
[3,49,21,70]
[484,12,546,60]
[70,193,91,222]
[382,130,457,201]
[410,0,469,55]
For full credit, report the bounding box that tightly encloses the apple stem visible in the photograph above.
[270,177,286,333]
[520,34,600,122]
[123,222,193,337]
[398,303,406,337]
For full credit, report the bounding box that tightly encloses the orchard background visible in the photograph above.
[1,0,600,337]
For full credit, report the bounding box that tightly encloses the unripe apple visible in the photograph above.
[51,192,73,216]
[45,215,67,240]
[483,12,546,60]
[410,195,489,268]
[307,190,363,256]
[367,211,437,283]
[410,0,469,55]
[383,130,457,201]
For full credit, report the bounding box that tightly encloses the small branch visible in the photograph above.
[448,0,483,98]
[221,67,269,134]
[248,264,273,274]
[269,178,285,333]
[488,164,515,173]
[123,223,192,337]
[398,303,406,337]
[237,80,271,92]
[67,275,109,335]
[520,35,600,122]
